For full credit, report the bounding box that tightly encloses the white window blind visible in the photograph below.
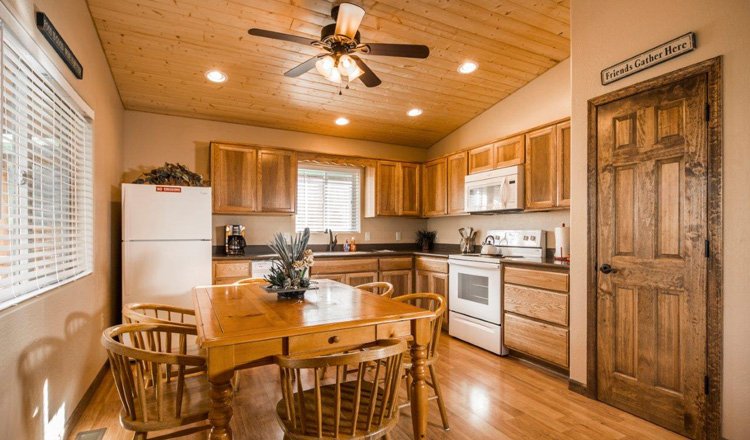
[0,25,93,310]
[296,165,360,233]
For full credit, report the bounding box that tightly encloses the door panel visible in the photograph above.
[211,143,257,214]
[400,163,421,216]
[447,152,468,215]
[376,161,399,215]
[422,159,447,217]
[596,73,707,439]
[258,149,296,213]
[524,126,556,209]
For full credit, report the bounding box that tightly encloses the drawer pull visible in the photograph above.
[328,336,340,344]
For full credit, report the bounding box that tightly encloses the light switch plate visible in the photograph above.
[396,232,402,241]
[364,232,371,241]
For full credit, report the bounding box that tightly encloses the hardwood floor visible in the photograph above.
[68,335,685,439]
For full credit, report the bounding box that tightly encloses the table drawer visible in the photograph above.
[415,256,448,273]
[288,326,376,354]
[313,258,379,275]
[376,321,411,339]
[379,256,413,271]
[504,313,568,368]
[504,266,568,292]
[213,261,251,279]
[504,284,568,326]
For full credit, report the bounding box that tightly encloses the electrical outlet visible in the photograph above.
[365,232,371,241]
[396,232,402,241]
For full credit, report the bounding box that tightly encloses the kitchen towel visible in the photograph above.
[554,224,570,260]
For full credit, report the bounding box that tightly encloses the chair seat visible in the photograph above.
[120,373,210,433]
[276,381,399,440]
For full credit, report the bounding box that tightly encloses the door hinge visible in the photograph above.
[705,103,710,121]
[705,240,710,258]
[704,375,710,395]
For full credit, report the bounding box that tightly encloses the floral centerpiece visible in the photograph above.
[264,228,316,298]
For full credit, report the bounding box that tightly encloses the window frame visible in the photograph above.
[295,163,362,234]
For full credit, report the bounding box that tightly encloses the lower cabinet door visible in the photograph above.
[380,270,413,297]
[311,273,346,283]
[503,312,568,368]
[429,272,449,331]
[345,271,378,287]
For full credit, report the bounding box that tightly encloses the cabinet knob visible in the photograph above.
[328,336,340,344]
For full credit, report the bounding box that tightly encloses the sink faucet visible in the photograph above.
[324,229,338,252]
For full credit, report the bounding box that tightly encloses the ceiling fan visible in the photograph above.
[248,2,430,88]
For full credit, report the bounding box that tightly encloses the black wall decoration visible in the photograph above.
[35,12,83,79]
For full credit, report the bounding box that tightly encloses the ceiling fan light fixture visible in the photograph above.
[457,61,478,74]
[407,108,423,117]
[338,54,364,80]
[205,69,228,83]
[316,55,343,83]
[335,117,350,126]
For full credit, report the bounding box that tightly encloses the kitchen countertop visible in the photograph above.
[213,247,569,270]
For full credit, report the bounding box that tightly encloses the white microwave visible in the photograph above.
[464,165,524,213]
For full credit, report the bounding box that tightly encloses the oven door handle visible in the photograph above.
[448,260,501,270]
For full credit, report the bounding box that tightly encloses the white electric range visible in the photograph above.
[448,230,546,355]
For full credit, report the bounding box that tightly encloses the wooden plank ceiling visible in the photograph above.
[87,0,570,148]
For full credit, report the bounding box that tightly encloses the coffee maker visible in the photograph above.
[225,224,246,256]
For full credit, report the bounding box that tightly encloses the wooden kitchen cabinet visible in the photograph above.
[211,142,297,214]
[422,158,447,217]
[468,143,494,174]
[400,163,421,216]
[556,121,571,207]
[374,161,400,216]
[380,270,413,297]
[446,152,468,215]
[345,272,379,287]
[212,260,251,284]
[211,143,257,214]
[366,160,421,217]
[493,135,525,168]
[311,273,346,283]
[414,256,449,330]
[525,126,557,210]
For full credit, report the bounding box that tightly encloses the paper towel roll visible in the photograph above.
[554,225,570,260]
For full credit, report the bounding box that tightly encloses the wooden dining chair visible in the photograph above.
[274,339,407,440]
[102,323,210,439]
[354,281,394,298]
[233,277,267,285]
[391,293,450,431]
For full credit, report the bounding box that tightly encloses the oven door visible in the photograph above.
[448,259,501,324]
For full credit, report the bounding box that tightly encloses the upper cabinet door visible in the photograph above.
[447,152,468,215]
[525,126,557,210]
[211,143,257,214]
[468,143,494,174]
[422,158,447,217]
[376,161,400,216]
[400,163,421,216]
[494,135,525,168]
[258,149,297,213]
[556,121,571,207]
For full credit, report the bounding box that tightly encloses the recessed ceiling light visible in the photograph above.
[407,108,423,117]
[335,117,350,126]
[457,61,478,74]
[205,69,228,83]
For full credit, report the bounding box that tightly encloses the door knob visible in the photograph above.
[599,264,616,274]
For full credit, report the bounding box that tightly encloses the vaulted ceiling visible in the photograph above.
[87,0,570,148]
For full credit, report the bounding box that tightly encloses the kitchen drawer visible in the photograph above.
[313,258,379,274]
[213,261,251,279]
[379,256,413,271]
[504,266,568,292]
[504,313,568,368]
[288,326,376,354]
[504,283,568,326]
[415,256,448,273]
[376,321,411,339]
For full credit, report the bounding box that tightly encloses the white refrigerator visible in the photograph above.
[121,183,212,309]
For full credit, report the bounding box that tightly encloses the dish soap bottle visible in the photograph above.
[350,238,357,252]
[343,239,351,252]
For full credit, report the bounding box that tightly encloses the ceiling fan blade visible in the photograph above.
[284,56,321,77]
[334,3,365,39]
[350,55,381,87]
[365,43,430,58]
[248,28,317,46]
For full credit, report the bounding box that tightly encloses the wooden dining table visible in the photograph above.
[193,279,435,439]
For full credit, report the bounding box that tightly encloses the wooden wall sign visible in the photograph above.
[36,12,83,79]
[601,33,695,85]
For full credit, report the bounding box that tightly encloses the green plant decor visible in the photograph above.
[416,230,437,251]
[265,228,314,293]
[132,162,207,186]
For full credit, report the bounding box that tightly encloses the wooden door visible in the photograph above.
[380,270,412,297]
[422,158,447,217]
[596,74,708,438]
[468,143,494,174]
[211,143,257,214]
[258,149,296,213]
[556,121,571,207]
[525,126,557,210]
[494,135,525,168]
[447,152,467,215]
[375,161,399,216]
[400,163,421,216]
[345,272,378,287]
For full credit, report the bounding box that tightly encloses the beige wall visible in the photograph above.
[570,1,750,437]
[426,59,571,246]
[0,0,124,438]
[122,111,427,246]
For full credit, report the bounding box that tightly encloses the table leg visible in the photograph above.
[207,347,235,440]
[410,318,430,439]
